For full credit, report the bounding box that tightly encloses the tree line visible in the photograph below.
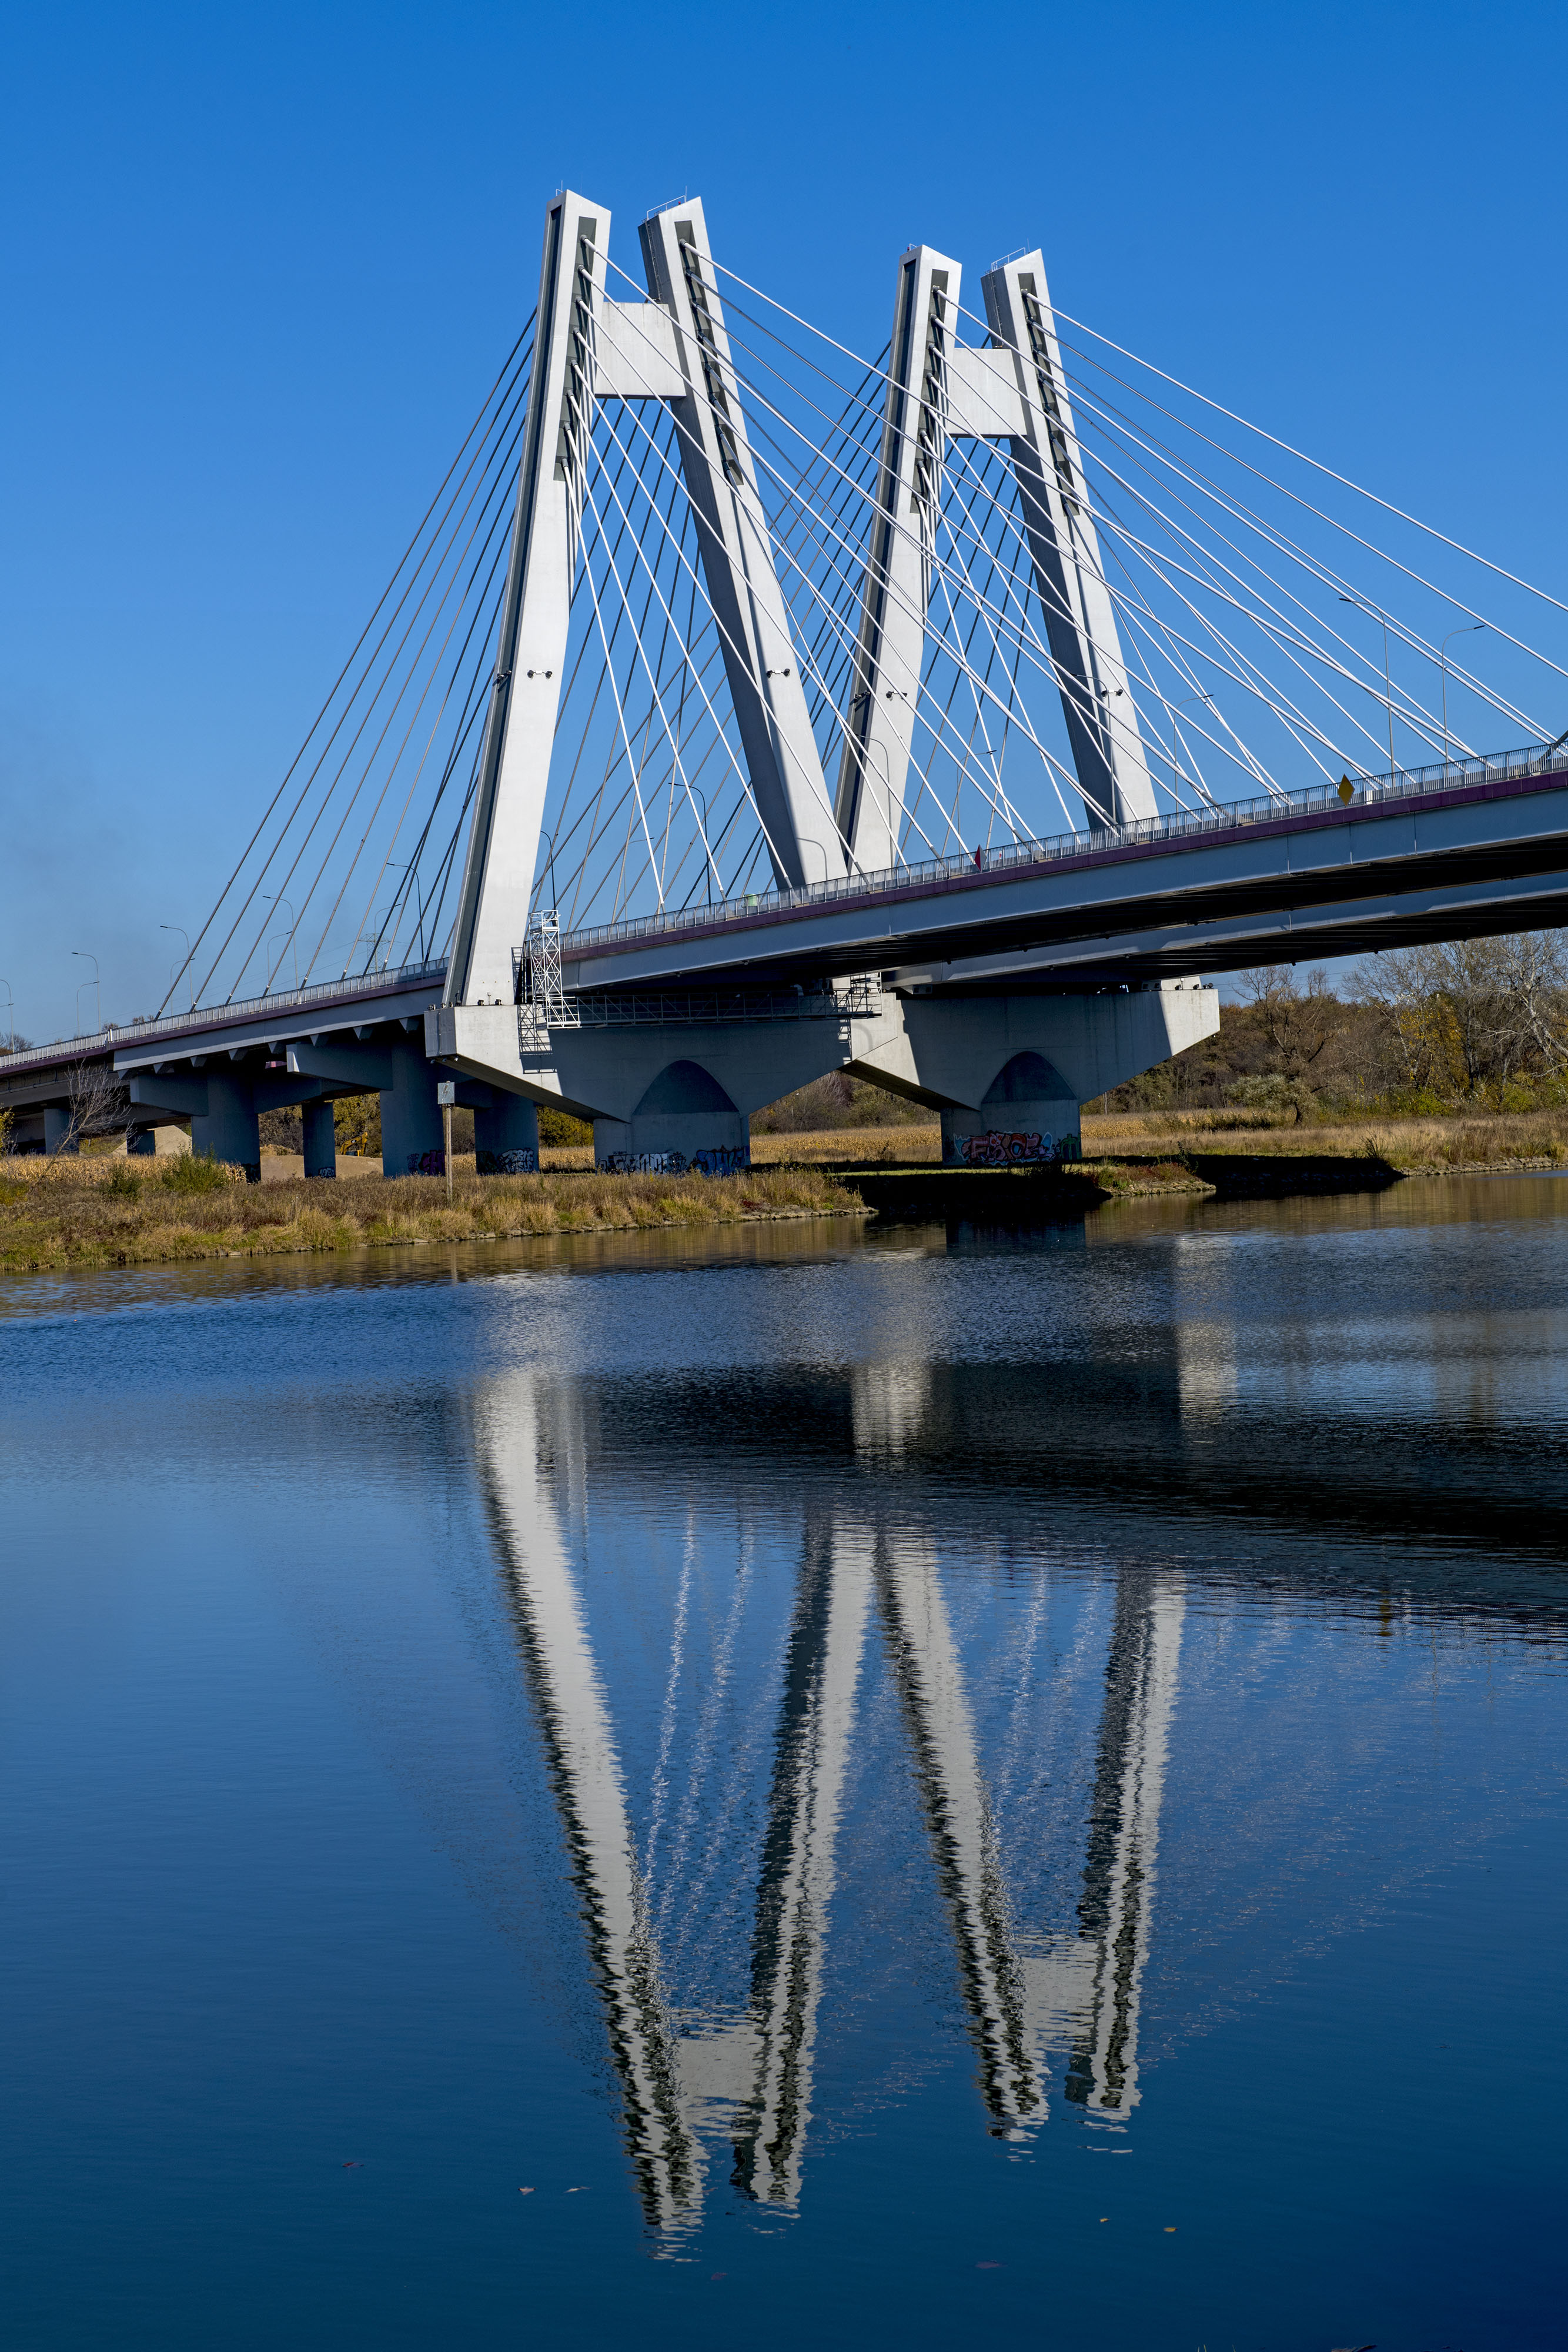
[1089,930,1568,1120]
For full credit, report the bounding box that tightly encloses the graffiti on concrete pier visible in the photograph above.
[947,1129,1081,1168]
[599,1147,750,1177]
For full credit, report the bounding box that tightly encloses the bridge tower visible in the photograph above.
[430,191,1215,1172]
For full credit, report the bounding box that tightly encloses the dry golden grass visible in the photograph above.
[1084,1107,1568,1168]
[750,1125,941,1165]
[452,1127,944,1172]
[0,1158,864,1276]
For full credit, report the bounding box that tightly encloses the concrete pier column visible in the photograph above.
[302,1098,337,1179]
[941,1050,1081,1167]
[594,1060,749,1175]
[379,1035,446,1178]
[473,1093,539,1175]
[191,1070,262,1181]
[853,987,1220,1167]
[42,1105,78,1157]
[127,1123,158,1158]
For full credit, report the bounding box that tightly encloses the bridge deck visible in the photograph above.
[559,755,1568,993]
[4,753,1567,1113]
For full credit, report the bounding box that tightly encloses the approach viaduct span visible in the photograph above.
[5,188,1566,1172]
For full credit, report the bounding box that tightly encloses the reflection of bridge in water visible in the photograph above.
[474,1365,1182,2233]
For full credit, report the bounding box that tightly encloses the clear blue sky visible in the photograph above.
[3,0,1566,1040]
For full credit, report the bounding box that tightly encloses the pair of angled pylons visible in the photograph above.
[444,191,1156,1015]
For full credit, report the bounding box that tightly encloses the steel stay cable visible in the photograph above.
[572,428,724,903]
[157,316,536,1017]
[554,415,740,917]
[575,479,666,911]
[536,407,688,914]
[1051,361,1546,743]
[346,463,528,977]
[316,417,534,980]
[576,400,787,901]
[1080,456,1433,776]
[1039,318,1568,692]
[600,277,1125,830]
[191,337,536,1005]
[583,389,823,886]
[1047,301,1568,627]
[198,332,535,1003]
[1086,484,1413,781]
[263,372,539,994]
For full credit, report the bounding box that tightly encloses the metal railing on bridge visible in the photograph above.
[556,744,1567,961]
[0,957,449,1075]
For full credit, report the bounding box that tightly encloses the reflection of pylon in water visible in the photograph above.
[474,1372,703,2235]
[877,1534,1048,2139]
[728,1520,872,2209]
[1064,1570,1185,2121]
[475,1368,1183,2229]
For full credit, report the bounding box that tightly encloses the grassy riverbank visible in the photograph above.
[1082,1105,1568,1173]
[740,1108,1568,1177]
[0,1160,864,1275]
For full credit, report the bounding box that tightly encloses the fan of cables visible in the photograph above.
[167,233,1568,1012]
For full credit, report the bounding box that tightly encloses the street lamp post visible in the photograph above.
[160,926,192,1011]
[0,977,14,1053]
[1168,691,1215,805]
[71,950,100,1038]
[1440,624,1487,771]
[686,789,716,903]
[1339,599,1396,778]
[262,896,299,991]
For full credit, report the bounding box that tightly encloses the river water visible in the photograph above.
[3,1177,1564,2350]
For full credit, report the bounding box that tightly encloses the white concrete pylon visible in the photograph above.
[638,201,841,893]
[445,191,611,1013]
[836,246,961,877]
[979,253,1156,828]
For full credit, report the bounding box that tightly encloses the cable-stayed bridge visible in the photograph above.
[6,187,1568,1170]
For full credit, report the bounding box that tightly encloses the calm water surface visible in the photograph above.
[3,1177,1565,2350]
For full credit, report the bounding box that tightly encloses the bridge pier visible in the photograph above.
[851,981,1219,1163]
[472,1090,539,1175]
[379,1033,446,1178]
[940,1051,1081,1167]
[126,1120,189,1158]
[301,1098,337,1178]
[191,1069,262,1181]
[593,1062,750,1177]
[42,1105,77,1157]
[428,1000,904,1177]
